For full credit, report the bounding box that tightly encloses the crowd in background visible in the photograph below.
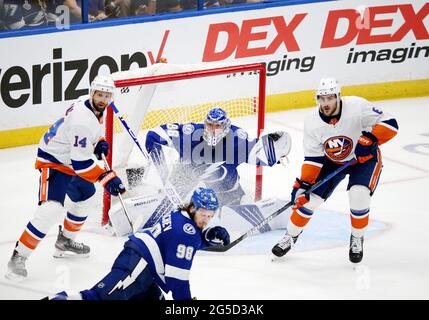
[0,0,264,31]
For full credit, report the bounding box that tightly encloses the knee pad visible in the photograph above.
[348,185,371,211]
[32,201,64,233]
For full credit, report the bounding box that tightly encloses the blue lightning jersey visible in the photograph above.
[145,123,272,195]
[129,210,205,300]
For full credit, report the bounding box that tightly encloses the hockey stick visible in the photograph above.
[109,102,149,160]
[204,158,357,252]
[101,154,134,231]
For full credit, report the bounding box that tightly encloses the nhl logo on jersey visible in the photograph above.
[323,136,353,161]
[183,223,196,235]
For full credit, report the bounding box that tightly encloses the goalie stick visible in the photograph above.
[203,158,357,252]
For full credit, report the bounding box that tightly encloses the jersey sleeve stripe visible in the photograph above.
[165,264,190,281]
[371,122,398,145]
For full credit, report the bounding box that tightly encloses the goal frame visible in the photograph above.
[103,62,266,225]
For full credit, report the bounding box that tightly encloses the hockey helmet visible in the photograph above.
[191,187,219,212]
[316,77,341,110]
[90,75,115,102]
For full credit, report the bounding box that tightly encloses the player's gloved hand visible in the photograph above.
[94,140,109,160]
[98,170,126,196]
[291,178,312,207]
[355,131,378,163]
[203,226,231,246]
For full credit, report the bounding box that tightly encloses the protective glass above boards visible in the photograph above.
[0,0,273,33]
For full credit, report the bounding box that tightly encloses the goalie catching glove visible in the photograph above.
[266,131,291,165]
[98,170,126,196]
[249,131,291,166]
[202,226,230,247]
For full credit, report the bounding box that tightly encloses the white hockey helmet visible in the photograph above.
[90,75,115,102]
[316,77,340,98]
[316,77,341,110]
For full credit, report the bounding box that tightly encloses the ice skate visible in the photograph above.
[271,231,300,259]
[5,250,28,281]
[53,226,90,258]
[349,234,364,263]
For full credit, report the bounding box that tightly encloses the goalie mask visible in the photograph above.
[203,107,231,147]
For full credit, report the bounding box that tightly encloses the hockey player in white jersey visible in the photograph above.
[6,75,126,280]
[272,78,399,263]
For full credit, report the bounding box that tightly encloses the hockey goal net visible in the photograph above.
[101,62,266,226]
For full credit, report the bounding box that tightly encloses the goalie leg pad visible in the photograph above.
[109,195,161,236]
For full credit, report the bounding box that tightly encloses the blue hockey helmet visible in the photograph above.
[191,187,219,212]
[203,107,231,147]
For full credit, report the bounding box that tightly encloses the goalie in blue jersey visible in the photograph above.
[47,187,230,300]
[133,107,292,207]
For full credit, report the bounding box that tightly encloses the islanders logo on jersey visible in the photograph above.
[323,136,353,162]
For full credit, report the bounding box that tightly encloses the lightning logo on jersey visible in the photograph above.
[107,258,148,295]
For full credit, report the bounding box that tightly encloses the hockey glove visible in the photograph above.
[94,140,109,160]
[98,170,126,196]
[355,131,378,163]
[291,178,312,207]
[202,226,231,247]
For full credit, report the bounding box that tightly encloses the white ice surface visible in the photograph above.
[1,97,428,300]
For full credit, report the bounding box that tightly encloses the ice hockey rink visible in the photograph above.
[0,96,428,300]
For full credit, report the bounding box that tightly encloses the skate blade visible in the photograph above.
[4,271,26,282]
[270,254,286,262]
[53,250,89,259]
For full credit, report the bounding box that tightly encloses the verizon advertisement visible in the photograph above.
[0,0,428,133]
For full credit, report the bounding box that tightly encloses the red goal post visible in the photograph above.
[103,62,267,226]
